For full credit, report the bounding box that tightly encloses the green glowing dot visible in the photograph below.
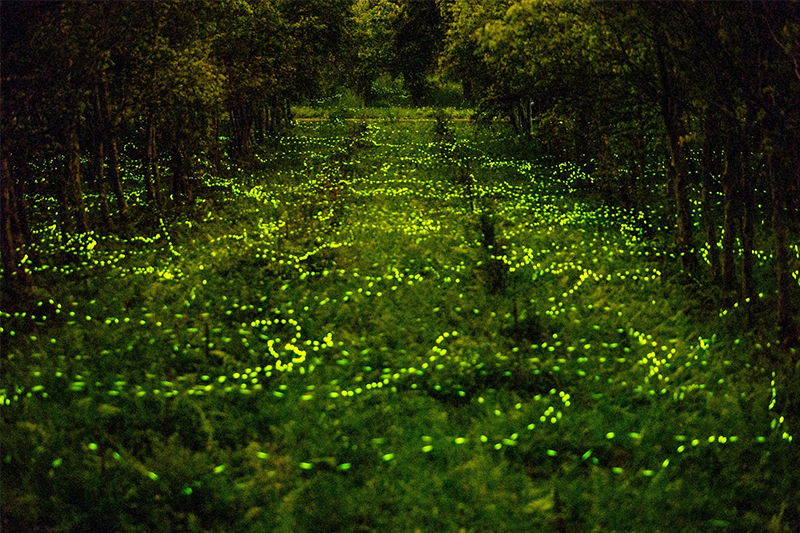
[183,487,192,495]
[148,471,159,480]
[677,445,685,453]
[52,458,63,467]
[641,470,654,476]
[494,443,502,450]
[612,467,623,474]
[606,432,615,439]
[339,463,352,470]
[213,464,226,474]
[455,437,465,444]
[257,452,268,459]
[480,435,488,443]
[662,459,670,468]
[422,445,433,452]
[88,443,98,451]
[581,450,592,460]
[546,449,557,456]
[382,453,394,461]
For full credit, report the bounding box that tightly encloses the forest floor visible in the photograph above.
[2,118,799,532]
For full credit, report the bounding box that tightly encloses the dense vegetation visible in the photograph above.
[2,1,799,532]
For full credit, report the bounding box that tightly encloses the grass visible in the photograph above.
[2,116,799,532]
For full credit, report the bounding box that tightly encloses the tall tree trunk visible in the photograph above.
[739,155,755,305]
[143,115,158,209]
[768,150,799,349]
[98,75,128,225]
[170,117,190,205]
[92,88,112,228]
[700,108,721,285]
[655,33,695,275]
[66,118,90,234]
[720,141,739,295]
[1,156,32,289]
[146,115,163,210]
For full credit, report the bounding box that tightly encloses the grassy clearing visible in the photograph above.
[2,118,799,532]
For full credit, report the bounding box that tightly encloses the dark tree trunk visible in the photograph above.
[66,118,90,234]
[655,33,695,276]
[720,128,740,295]
[170,119,191,205]
[92,88,111,228]
[98,76,128,225]
[1,156,32,289]
[144,115,160,210]
[739,157,755,305]
[700,108,721,285]
[768,151,799,349]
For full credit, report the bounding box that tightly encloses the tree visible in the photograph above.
[392,0,445,105]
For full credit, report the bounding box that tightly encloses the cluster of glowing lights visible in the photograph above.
[2,120,795,489]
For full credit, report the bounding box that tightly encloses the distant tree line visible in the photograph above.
[2,0,798,349]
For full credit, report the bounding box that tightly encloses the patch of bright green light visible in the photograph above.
[546,449,557,456]
[213,464,226,474]
[183,487,193,495]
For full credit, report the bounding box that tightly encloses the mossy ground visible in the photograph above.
[2,117,799,532]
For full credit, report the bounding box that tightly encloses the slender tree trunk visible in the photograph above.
[170,115,190,204]
[143,115,157,208]
[92,88,111,228]
[720,142,739,295]
[700,108,721,285]
[656,33,695,275]
[768,151,799,349]
[15,159,33,247]
[146,115,163,210]
[66,118,90,234]
[740,159,755,304]
[99,75,128,225]
[1,156,32,289]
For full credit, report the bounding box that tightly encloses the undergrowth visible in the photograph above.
[2,117,799,533]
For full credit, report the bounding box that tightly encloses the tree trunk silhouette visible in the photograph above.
[700,108,721,285]
[655,32,695,276]
[92,87,112,228]
[1,156,32,290]
[720,118,741,295]
[98,75,128,225]
[768,151,799,349]
[65,118,90,235]
[144,115,162,210]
